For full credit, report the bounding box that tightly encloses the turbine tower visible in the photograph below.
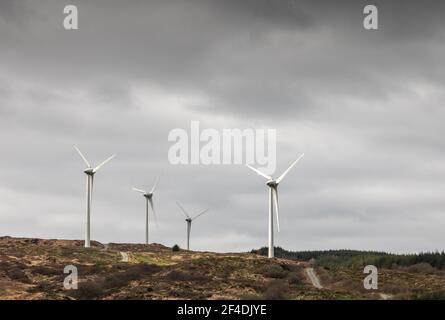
[176,202,209,251]
[132,177,159,245]
[74,146,116,248]
[246,153,304,258]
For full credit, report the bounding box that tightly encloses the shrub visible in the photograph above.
[104,272,138,289]
[402,263,437,274]
[166,270,209,282]
[287,271,304,285]
[27,281,57,293]
[7,268,31,283]
[262,280,288,300]
[129,263,161,275]
[413,290,445,300]
[260,264,286,279]
[382,283,405,295]
[103,264,161,290]
[240,293,261,300]
[339,279,367,293]
[31,266,59,276]
[69,282,105,300]
[172,244,181,252]
[36,281,54,291]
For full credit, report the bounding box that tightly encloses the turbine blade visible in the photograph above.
[93,154,116,173]
[148,198,158,227]
[276,153,304,184]
[246,164,272,180]
[150,177,160,194]
[176,201,190,218]
[272,187,280,232]
[192,208,209,221]
[74,146,91,167]
[132,188,146,194]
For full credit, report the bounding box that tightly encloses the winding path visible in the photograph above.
[305,267,323,289]
[120,251,129,262]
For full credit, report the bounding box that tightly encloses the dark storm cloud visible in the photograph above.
[3,0,444,117]
[1,0,445,253]
[0,0,29,23]
[209,0,314,29]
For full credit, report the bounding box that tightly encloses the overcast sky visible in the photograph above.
[1,0,445,253]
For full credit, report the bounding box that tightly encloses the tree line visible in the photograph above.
[252,247,445,270]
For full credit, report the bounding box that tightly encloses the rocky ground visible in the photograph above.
[1,236,444,300]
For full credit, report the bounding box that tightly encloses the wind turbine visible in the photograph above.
[246,153,304,258]
[74,146,116,248]
[176,202,209,251]
[132,177,159,245]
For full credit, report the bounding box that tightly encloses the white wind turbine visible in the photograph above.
[132,177,159,245]
[246,153,304,258]
[176,202,209,251]
[74,146,116,248]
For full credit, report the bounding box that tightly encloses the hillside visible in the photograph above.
[253,247,445,270]
[1,236,445,300]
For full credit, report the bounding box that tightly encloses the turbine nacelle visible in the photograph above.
[266,180,278,188]
[83,168,95,175]
[143,193,153,199]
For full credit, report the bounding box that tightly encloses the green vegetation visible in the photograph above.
[132,253,176,266]
[412,290,445,300]
[252,247,445,270]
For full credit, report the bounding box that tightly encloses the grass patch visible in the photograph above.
[132,253,176,266]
